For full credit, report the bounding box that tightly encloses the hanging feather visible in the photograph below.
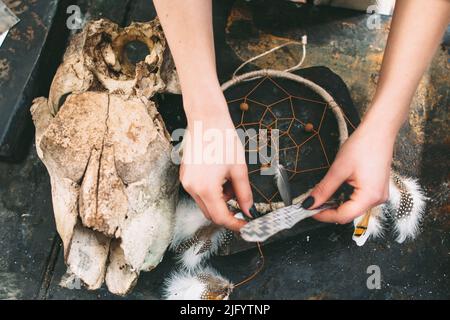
[352,205,385,247]
[388,173,427,244]
[174,224,234,270]
[240,201,337,242]
[273,162,293,206]
[162,267,234,300]
[171,197,234,270]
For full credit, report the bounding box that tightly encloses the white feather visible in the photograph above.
[389,176,427,243]
[171,197,210,248]
[240,204,324,242]
[274,163,292,206]
[352,205,385,246]
[162,269,206,300]
[171,197,234,270]
[177,227,228,271]
[162,267,233,300]
[388,178,402,208]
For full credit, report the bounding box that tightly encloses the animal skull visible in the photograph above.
[30,19,180,295]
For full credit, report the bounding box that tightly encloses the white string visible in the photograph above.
[232,35,308,81]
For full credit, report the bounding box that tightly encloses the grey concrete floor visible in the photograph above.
[0,0,449,299]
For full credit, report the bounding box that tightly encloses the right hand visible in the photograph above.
[305,113,394,224]
[180,90,254,231]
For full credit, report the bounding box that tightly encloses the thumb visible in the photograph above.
[302,164,349,209]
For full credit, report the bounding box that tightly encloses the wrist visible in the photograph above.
[183,86,231,123]
[357,115,397,147]
[179,72,221,105]
[360,101,406,141]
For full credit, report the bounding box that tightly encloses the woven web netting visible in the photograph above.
[224,75,357,205]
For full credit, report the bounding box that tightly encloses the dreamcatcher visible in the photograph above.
[224,65,350,212]
[163,39,427,300]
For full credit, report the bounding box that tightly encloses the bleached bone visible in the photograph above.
[31,18,180,295]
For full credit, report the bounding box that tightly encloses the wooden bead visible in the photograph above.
[304,123,314,132]
[240,102,249,111]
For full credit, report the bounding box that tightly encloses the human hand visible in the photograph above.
[180,89,255,231]
[301,115,396,224]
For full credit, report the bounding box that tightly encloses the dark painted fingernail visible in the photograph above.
[249,205,261,219]
[301,196,315,209]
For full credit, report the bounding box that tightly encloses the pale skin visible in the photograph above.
[154,0,450,231]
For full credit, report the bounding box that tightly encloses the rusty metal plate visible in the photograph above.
[0,0,19,35]
[0,0,60,161]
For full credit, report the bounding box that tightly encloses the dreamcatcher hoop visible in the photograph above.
[222,68,350,214]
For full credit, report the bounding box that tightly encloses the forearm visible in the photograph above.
[154,0,225,119]
[154,2,253,228]
[364,0,450,136]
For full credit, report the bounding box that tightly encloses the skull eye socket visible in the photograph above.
[124,40,150,66]
[111,32,155,77]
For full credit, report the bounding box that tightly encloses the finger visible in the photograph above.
[200,190,246,231]
[312,190,373,224]
[191,194,211,220]
[304,162,350,209]
[230,166,253,218]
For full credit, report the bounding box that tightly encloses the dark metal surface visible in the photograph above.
[0,0,448,299]
[0,0,62,161]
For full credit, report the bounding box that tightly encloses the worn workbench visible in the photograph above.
[0,0,448,299]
